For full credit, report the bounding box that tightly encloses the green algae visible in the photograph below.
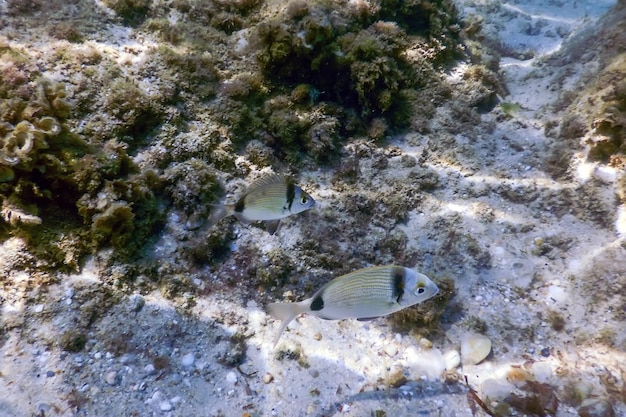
[0,76,164,270]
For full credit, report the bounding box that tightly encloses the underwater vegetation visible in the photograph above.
[545,3,626,171]
[0,59,164,270]
[123,0,467,165]
[0,0,501,297]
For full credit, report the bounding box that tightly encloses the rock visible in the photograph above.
[418,337,433,349]
[159,401,173,412]
[383,344,398,357]
[226,370,238,385]
[461,333,492,366]
[443,349,461,370]
[387,367,407,388]
[181,352,195,367]
[531,361,553,383]
[578,398,614,417]
[129,294,145,312]
[262,372,274,384]
[105,371,118,386]
[405,346,445,379]
[481,378,517,401]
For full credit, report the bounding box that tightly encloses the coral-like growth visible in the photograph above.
[102,0,151,26]
[164,158,221,218]
[589,76,626,163]
[0,78,164,269]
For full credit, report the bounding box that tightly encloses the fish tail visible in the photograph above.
[267,300,308,346]
[207,204,232,228]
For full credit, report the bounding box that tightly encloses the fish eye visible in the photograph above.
[300,196,308,204]
[417,287,425,294]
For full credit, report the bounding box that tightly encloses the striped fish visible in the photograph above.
[267,265,439,345]
[208,174,315,234]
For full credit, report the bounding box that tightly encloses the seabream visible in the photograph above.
[208,174,315,234]
[267,265,439,345]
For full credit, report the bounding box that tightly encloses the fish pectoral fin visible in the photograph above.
[357,317,380,322]
[265,220,281,234]
[233,212,252,224]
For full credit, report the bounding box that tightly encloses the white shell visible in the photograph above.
[443,349,461,370]
[461,333,492,366]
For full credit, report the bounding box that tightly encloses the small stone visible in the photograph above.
[383,344,398,357]
[226,370,238,385]
[33,304,44,313]
[531,361,553,383]
[181,352,195,367]
[309,369,319,378]
[387,367,407,388]
[443,350,461,370]
[159,401,173,412]
[540,347,550,357]
[461,333,492,366]
[419,337,433,349]
[144,364,156,375]
[129,294,145,312]
[578,398,614,417]
[262,372,274,384]
[313,332,322,341]
[105,371,118,386]
[46,370,55,378]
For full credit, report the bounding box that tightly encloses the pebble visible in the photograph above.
[387,367,407,388]
[405,346,445,378]
[309,369,319,378]
[481,378,516,401]
[159,401,173,412]
[181,352,195,367]
[419,337,433,349]
[33,304,44,313]
[144,364,156,375]
[578,398,614,417]
[383,344,398,357]
[443,349,461,370]
[46,370,55,378]
[105,371,118,386]
[129,294,145,312]
[262,372,274,384]
[226,371,238,385]
[461,333,492,366]
[531,361,553,383]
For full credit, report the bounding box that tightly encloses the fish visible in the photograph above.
[267,265,439,345]
[208,174,315,234]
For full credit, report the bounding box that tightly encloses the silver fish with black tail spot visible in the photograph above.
[208,174,315,234]
[267,265,439,346]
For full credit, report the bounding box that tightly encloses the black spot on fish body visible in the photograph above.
[286,180,296,211]
[392,267,405,303]
[234,196,246,213]
[310,294,324,311]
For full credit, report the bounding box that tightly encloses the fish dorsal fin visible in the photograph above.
[245,174,287,193]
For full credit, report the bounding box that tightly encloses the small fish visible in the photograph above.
[267,265,439,345]
[208,174,315,234]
